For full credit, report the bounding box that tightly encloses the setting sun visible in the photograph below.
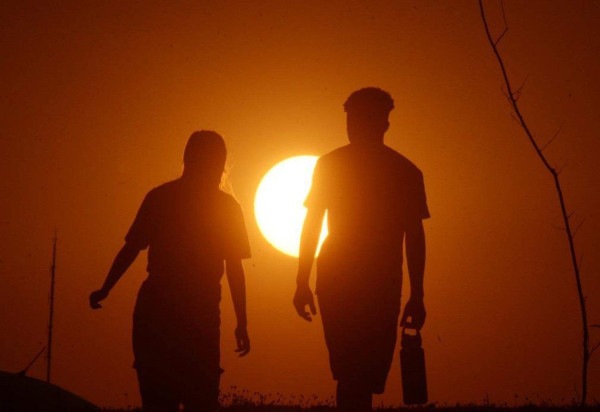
[254,156,328,257]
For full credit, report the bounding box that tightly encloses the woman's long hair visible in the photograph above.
[183,130,227,189]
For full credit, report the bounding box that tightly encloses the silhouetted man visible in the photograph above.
[90,131,251,412]
[293,88,429,411]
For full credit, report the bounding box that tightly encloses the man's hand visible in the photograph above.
[293,284,317,321]
[89,289,108,309]
[234,326,250,357]
[400,297,426,330]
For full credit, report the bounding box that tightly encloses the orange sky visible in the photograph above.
[2,0,600,408]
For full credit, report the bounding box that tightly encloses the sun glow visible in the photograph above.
[254,156,328,257]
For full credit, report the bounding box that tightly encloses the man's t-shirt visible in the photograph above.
[305,143,429,295]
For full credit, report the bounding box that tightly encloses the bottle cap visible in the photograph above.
[401,327,422,348]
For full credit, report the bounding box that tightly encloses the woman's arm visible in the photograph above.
[89,242,140,309]
[226,258,250,356]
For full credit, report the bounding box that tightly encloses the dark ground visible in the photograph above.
[103,405,600,411]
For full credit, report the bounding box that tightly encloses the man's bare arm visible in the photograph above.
[401,219,426,329]
[293,206,326,321]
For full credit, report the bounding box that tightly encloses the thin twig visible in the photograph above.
[540,124,564,152]
[572,218,586,238]
[590,341,600,357]
[494,27,508,45]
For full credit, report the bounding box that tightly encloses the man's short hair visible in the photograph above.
[343,87,395,115]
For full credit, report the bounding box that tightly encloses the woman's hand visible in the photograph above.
[234,326,250,357]
[89,288,109,309]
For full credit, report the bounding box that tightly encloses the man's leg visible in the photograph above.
[336,380,372,412]
[182,371,220,412]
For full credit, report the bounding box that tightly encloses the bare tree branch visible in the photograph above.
[572,218,586,239]
[540,124,564,152]
[590,341,600,357]
[512,75,529,101]
[494,27,508,46]
[478,0,590,406]
[556,160,569,176]
[493,0,509,46]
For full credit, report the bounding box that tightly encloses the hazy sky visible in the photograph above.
[2,0,600,408]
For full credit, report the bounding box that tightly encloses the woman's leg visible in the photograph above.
[136,368,179,412]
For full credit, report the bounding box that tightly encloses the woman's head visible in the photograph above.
[183,130,227,186]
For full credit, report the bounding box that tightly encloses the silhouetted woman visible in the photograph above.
[90,131,251,412]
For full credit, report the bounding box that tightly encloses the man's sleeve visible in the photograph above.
[407,170,430,222]
[304,158,327,210]
[416,170,430,220]
[124,193,153,250]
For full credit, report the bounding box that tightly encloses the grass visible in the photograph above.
[101,387,599,411]
[102,406,600,411]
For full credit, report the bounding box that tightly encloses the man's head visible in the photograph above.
[344,87,394,145]
[183,130,227,186]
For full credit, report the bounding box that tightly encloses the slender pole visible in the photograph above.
[47,231,57,383]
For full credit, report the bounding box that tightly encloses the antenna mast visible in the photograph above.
[47,231,57,383]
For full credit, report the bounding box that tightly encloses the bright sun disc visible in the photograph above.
[254,156,328,257]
